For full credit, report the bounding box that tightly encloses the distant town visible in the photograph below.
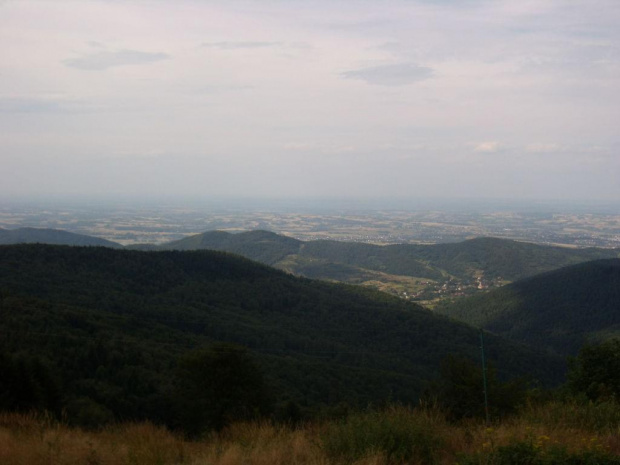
[388,274,507,307]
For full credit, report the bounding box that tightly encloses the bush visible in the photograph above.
[65,397,115,429]
[568,339,620,401]
[522,399,620,433]
[320,406,444,464]
[458,438,620,465]
[427,354,527,421]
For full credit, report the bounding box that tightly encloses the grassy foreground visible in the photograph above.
[2,402,620,465]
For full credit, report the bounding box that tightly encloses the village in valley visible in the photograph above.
[361,272,507,307]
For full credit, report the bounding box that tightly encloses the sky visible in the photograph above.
[1,0,619,202]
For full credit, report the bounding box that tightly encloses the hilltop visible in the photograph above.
[436,259,620,357]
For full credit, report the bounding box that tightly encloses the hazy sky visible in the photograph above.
[1,0,619,201]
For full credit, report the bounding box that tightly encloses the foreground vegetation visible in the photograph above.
[2,401,620,465]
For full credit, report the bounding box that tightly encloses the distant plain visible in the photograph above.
[1,199,619,248]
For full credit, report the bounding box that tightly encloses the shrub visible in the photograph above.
[320,405,444,464]
[522,399,620,432]
[568,339,620,401]
[458,437,620,465]
[427,354,527,421]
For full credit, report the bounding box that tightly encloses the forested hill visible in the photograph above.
[159,229,301,264]
[0,244,563,426]
[4,227,617,286]
[436,259,620,357]
[0,227,122,248]
[155,230,618,282]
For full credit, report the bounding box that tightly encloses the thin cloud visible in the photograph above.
[474,141,501,153]
[325,18,400,33]
[63,49,169,71]
[202,41,280,50]
[341,63,433,86]
[0,98,61,113]
[194,85,254,94]
[526,143,561,153]
[0,97,91,114]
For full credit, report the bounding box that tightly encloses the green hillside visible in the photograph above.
[162,229,301,264]
[0,244,562,426]
[0,227,122,248]
[298,240,445,280]
[160,231,618,280]
[8,228,617,299]
[155,230,618,302]
[392,237,617,280]
[436,259,620,357]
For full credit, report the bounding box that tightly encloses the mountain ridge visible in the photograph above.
[0,243,564,425]
[152,230,618,303]
[4,226,617,304]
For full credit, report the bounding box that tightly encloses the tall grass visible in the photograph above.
[1,401,620,465]
[521,399,620,433]
[0,412,192,465]
[320,405,447,464]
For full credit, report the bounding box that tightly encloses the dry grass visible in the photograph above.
[0,412,192,465]
[0,412,325,465]
[1,403,619,465]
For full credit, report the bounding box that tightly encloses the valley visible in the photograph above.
[3,199,618,306]
[2,224,617,306]
[435,258,620,357]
